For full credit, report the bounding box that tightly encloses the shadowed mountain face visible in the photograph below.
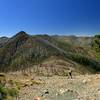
[0,31,100,75]
[0,37,9,47]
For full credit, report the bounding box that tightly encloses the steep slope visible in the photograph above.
[0,31,29,71]
[0,32,100,75]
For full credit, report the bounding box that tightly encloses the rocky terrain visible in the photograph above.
[1,72,100,100]
[9,73,100,100]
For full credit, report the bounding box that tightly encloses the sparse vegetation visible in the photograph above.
[0,32,100,100]
[0,31,100,75]
[0,85,19,100]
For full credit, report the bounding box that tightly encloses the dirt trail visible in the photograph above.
[12,74,100,100]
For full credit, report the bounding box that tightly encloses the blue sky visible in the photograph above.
[0,0,100,37]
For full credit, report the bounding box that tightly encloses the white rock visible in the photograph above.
[59,88,65,94]
[82,79,87,84]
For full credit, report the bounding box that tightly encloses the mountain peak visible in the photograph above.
[11,31,29,40]
[15,31,28,37]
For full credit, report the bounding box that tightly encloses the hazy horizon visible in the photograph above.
[0,31,95,38]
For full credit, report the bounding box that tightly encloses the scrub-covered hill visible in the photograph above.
[0,31,100,75]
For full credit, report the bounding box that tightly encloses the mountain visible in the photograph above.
[0,31,100,76]
[0,37,9,47]
[53,35,92,47]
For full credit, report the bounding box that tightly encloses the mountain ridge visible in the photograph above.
[0,31,100,75]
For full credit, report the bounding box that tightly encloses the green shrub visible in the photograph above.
[0,85,8,99]
[8,88,18,97]
[92,35,100,61]
[0,84,19,100]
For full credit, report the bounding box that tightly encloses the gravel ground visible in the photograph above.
[14,74,100,100]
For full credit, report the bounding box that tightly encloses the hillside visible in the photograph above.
[0,37,9,47]
[0,31,100,75]
[92,35,100,60]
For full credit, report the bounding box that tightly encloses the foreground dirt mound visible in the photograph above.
[12,74,100,100]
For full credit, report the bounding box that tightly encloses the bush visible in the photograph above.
[0,84,19,100]
[0,85,8,99]
[8,88,18,97]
